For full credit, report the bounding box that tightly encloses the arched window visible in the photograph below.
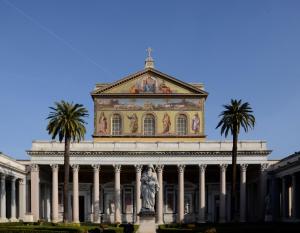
[111,114,122,135]
[143,114,155,136]
[176,114,187,135]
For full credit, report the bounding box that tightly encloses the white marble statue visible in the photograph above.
[140,165,159,212]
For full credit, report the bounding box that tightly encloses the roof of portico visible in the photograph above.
[27,140,271,159]
[0,152,27,177]
[268,151,300,176]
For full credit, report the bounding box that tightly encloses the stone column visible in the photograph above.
[10,177,17,221]
[92,164,100,223]
[156,164,164,224]
[72,164,79,223]
[198,164,207,223]
[114,165,121,223]
[0,174,6,222]
[260,163,268,220]
[30,164,40,221]
[177,164,185,223]
[18,178,26,221]
[51,164,59,222]
[219,164,227,223]
[281,176,287,220]
[240,164,248,222]
[291,174,297,219]
[135,165,142,223]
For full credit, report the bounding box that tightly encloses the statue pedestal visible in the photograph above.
[137,211,156,233]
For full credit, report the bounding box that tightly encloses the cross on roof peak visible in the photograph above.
[146,47,153,58]
[145,47,155,69]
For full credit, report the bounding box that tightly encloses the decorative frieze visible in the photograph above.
[28,150,271,157]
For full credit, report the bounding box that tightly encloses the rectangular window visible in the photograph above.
[112,115,121,135]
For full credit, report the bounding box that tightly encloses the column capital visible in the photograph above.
[51,164,59,172]
[92,164,101,172]
[135,164,143,173]
[260,163,269,172]
[1,174,6,180]
[19,178,25,185]
[114,164,121,173]
[199,164,207,172]
[155,164,164,173]
[219,164,228,172]
[72,164,80,172]
[240,164,248,172]
[30,164,39,172]
[177,164,185,173]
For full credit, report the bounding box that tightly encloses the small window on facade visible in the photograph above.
[144,114,155,136]
[176,114,187,135]
[112,114,122,135]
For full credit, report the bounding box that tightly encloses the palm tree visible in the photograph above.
[216,99,255,221]
[47,101,88,222]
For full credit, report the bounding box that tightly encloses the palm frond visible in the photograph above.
[46,101,88,142]
[216,99,255,138]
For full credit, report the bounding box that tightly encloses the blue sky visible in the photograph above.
[0,0,299,160]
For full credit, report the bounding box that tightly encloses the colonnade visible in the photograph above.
[30,163,268,223]
[0,174,26,222]
[271,173,299,221]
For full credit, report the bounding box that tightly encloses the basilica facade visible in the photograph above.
[2,54,292,224]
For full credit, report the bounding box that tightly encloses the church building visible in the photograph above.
[1,51,283,224]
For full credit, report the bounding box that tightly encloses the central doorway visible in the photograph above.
[79,196,85,222]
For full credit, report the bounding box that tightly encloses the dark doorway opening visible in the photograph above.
[79,196,85,222]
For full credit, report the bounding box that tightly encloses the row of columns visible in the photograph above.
[0,174,26,222]
[30,163,267,223]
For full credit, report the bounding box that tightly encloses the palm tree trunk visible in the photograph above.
[63,136,71,223]
[231,126,238,222]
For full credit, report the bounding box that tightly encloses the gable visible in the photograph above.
[92,68,208,97]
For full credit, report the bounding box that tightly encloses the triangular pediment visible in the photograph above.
[91,68,208,97]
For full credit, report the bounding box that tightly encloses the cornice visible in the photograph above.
[27,150,271,157]
[269,159,300,175]
[0,161,27,175]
